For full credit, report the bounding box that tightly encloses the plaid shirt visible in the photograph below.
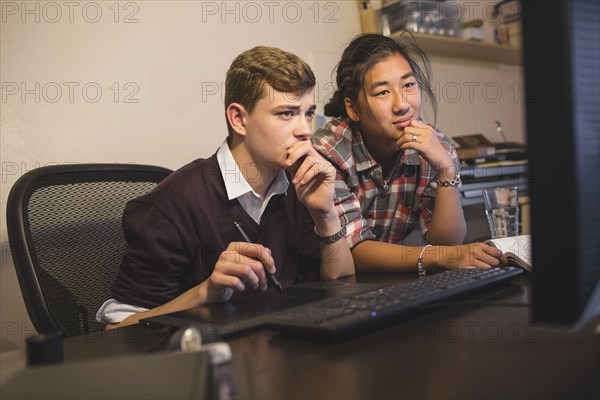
[312,118,459,249]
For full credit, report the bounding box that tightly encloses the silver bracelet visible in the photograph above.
[418,245,432,277]
[436,173,462,187]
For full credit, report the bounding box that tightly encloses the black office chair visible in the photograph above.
[6,164,172,338]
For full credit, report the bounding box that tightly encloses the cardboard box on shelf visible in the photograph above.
[452,133,496,160]
[495,20,522,48]
[494,0,522,48]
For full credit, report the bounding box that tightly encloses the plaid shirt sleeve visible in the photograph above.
[418,130,461,237]
[333,170,377,249]
[312,124,376,249]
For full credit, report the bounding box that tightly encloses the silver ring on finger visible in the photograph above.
[412,135,418,143]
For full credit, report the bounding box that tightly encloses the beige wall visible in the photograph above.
[0,0,524,350]
[0,0,363,350]
[430,57,525,144]
[432,0,525,142]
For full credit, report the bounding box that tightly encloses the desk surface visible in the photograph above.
[2,274,599,399]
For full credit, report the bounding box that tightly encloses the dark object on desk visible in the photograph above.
[265,267,523,341]
[233,221,284,294]
[1,350,213,400]
[5,164,172,337]
[459,142,527,166]
[493,142,527,161]
[26,333,63,367]
[493,141,526,152]
[141,280,382,337]
[459,162,528,183]
[459,153,508,166]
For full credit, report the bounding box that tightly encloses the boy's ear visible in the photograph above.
[226,103,248,136]
[344,97,360,122]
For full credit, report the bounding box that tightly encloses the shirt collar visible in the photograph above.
[216,140,289,201]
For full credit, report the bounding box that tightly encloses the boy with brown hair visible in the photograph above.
[97,46,354,328]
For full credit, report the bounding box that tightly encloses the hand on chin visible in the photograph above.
[285,155,306,176]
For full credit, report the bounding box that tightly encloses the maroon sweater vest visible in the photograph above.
[112,153,321,309]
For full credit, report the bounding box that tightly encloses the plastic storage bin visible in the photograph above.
[379,0,462,38]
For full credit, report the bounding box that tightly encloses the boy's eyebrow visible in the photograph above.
[273,104,317,111]
[369,72,415,90]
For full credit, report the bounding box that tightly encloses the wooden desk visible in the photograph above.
[227,275,599,398]
[2,274,599,399]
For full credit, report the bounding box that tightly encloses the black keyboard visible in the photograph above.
[265,266,523,341]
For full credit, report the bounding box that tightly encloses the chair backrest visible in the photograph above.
[6,164,172,337]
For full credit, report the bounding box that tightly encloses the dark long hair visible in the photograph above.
[324,33,436,123]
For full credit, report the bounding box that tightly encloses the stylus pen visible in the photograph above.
[233,221,284,294]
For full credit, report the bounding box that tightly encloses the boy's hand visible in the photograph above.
[285,140,337,215]
[204,242,275,303]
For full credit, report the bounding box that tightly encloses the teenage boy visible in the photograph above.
[97,46,354,329]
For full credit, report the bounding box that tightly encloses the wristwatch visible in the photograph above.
[314,224,346,244]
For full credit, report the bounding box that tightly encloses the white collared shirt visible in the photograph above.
[216,140,289,224]
[96,140,289,324]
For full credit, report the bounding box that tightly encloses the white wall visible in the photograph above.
[0,0,524,350]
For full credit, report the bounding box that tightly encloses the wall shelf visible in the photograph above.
[392,32,522,65]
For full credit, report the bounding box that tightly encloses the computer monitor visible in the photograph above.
[521,0,599,325]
